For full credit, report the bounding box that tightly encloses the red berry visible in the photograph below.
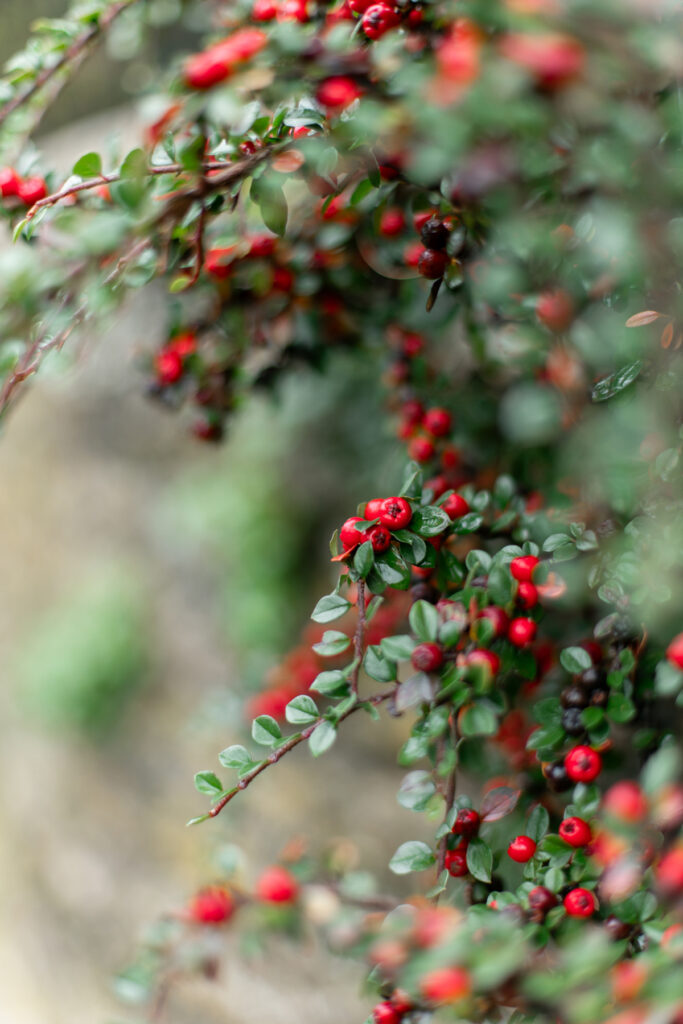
[564,745,602,783]
[603,781,648,823]
[536,289,575,332]
[402,399,424,425]
[411,642,444,673]
[409,436,435,462]
[256,865,299,903]
[205,245,237,279]
[452,807,480,839]
[278,0,309,20]
[184,47,232,90]
[248,233,277,257]
[190,886,234,924]
[193,418,223,443]
[271,266,294,292]
[666,632,683,670]
[420,217,449,250]
[655,844,683,895]
[478,606,510,638]
[252,0,278,18]
[361,2,400,40]
[442,493,470,520]
[218,28,268,62]
[378,496,412,530]
[413,209,434,232]
[466,649,500,677]
[528,886,557,919]
[563,887,597,917]
[508,835,537,862]
[423,407,452,437]
[379,208,405,237]
[402,332,424,357]
[418,248,448,279]
[364,497,385,520]
[441,445,460,470]
[317,76,362,112]
[559,816,592,847]
[347,0,372,11]
[372,1002,401,1024]
[155,348,184,386]
[517,581,538,609]
[404,242,425,268]
[391,991,413,1015]
[169,331,197,358]
[340,516,370,549]
[17,176,47,205]
[508,617,537,647]
[500,32,585,90]
[444,846,468,877]
[369,524,392,552]
[421,966,471,1005]
[510,555,540,582]
[0,167,21,198]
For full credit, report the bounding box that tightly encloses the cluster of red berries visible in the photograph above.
[444,807,480,877]
[340,495,412,554]
[183,28,268,90]
[0,167,47,207]
[189,865,299,924]
[396,398,462,472]
[525,884,597,921]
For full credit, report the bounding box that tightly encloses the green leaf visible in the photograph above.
[560,646,592,674]
[526,725,564,751]
[364,645,396,682]
[466,837,492,882]
[411,505,451,537]
[311,592,351,623]
[354,540,374,578]
[380,634,415,660]
[460,702,498,737]
[606,693,635,723]
[312,630,350,657]
[251,715,283,746]
[400,462,423,499]
[409,600,439,642]
[218,745,252,770]
[374,547,411,589]
[389,840,436,875]
[310,669,350,697]
[73,151,102,177]
[285,694,319,725]
[543,533,571,552]
[350,177,376,204]
[527,805,550,844]
[397,771,437,811]
[655,660,683,697]
[194,770,223,795]
[120,147,146,180]
[251,174,288,236]
[308,719,336,757]
[453,512,484,534]
[592,360,643,402]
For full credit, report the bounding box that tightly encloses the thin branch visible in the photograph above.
[436,713,458,879]
[208,688,393,820]
[350,580,366,697]
[0,0,142,130]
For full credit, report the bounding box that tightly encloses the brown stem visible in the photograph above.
[350,580,367,697]
[208,688,393,819]
[0,0,142,130]
[435,713,458,881]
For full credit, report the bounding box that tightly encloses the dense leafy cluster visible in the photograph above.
[0,0,682,1022]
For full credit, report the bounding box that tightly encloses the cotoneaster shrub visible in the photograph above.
[0,0,682,1022]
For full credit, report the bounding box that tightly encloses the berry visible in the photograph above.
[508,835,537,862]
[155,348,184,386]
[340,516,370,549]
[418,248,448,279]
[317,76,362,112]
[413,210,434,232]
[452,807,480,839]
[391,991,413,1015]
[603,781,648,823]
[379,208,405,237]
[604,916,632,941]
[0,167,20,198]
[655,844,683,895]
[17,176,47,205]
[466,648,500,678]
[256,865,299,903]
[402,399,424,425]
[404,242,425,268]
[347,0,372,11]
[169,331,197,358]
[442,493,470,519]
[369,524,392,552]
[561,686,587,708]
[510,555,540,582]
[248,233,277,257]
[536,289,575,332]
[364,497,385,520]
[361,2,400,39]
[528,886,557,920]
[563,887,597,917]
[184,47,232,90]
[508,617,537,647]
[421,966,471,1005]
[423,406,452,437]
[193,419,223,443]
[379,496,412,530]
[561,707,585,737]
[559,816,592,847]
[545,760,571,792]
[252,0,278,19]
[517,581,538,609]
[190,886,234,924]
[500,32,585,90]
[278,0,309,20]
[564,745,602,783]
[419,216,449,250]
[205,246,237,278]
[666,632,683,669]
[445,846,468,877]
[411,642,444,672]
[372,1003,401,1024]
[478,606,510,638]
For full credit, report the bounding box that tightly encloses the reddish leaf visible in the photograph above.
[480,786,521,823]
[625,310,662,328]
[660,322,674,349]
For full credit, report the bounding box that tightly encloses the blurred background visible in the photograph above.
[0,5,419,1021]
